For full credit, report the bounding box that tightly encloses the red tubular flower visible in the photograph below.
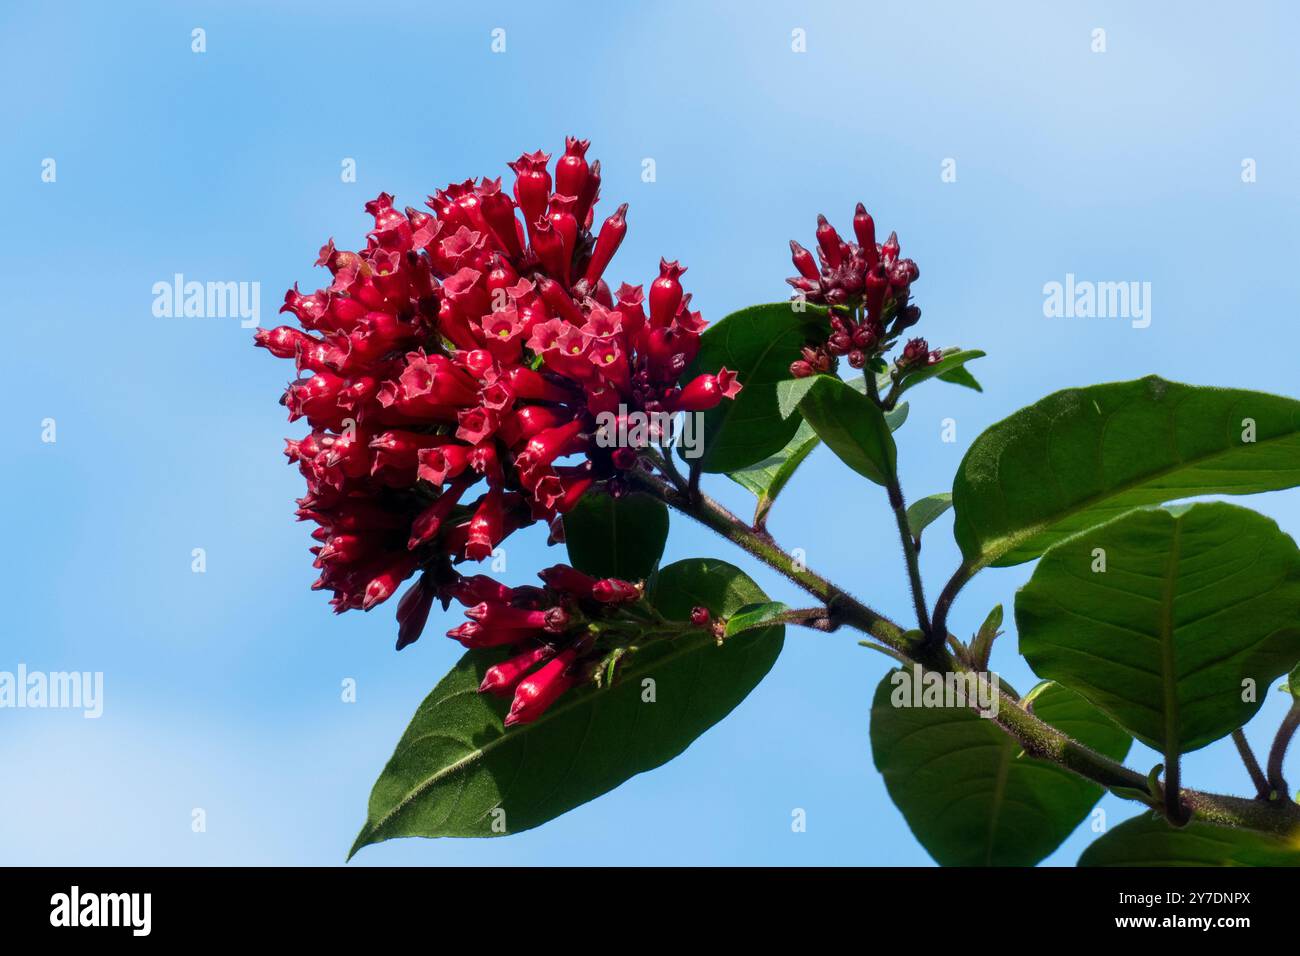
[254,325,317,359]
[447,620,537,649]
[408,476,472,549]
[591,578,640,604]
[555,137,590,205]
[416,443,471,485]
[465,601,556,631]
[479,643,556,697]
[362,553,418,610]
[786,204,924,374]
[648,259,686,328]
[671,368,742,411]
[465,488,506,561]
[583,203,628,287]
[853,202,877,267]
[789,241,819,282]
[505,648,581,726]
[257,139,744,651]
[395,574,437,650]
[509,150,552,234]
[787,204,918,315]
[899,336,940,369]
[452,574,516,606]
[538,564,599,597]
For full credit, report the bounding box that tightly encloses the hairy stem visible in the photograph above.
[867,370,930,634]
[990,688,1300,836]
[771,606,838,632]
[1267,703,1300,797]
[655,446,689,494]
[886,478,930,635]
[636,468,1300,839]
[1232,729,1271,799]
[930,561,975,648]
[628,471,909,653]
[1162,754,1190,825]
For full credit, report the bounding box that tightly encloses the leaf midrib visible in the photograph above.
[357,625,766,844]
[1158,517,1184,764]
[968,399,1300,567]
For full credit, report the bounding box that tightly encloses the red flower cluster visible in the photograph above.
[446,563,645,725]
[787,204,932,377]
[256,138,740,644]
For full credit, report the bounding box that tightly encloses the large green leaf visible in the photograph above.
[951,376,1300,568]
[1017,502,1300,753]
[349,558,783,856]
[687,303,829,473]
[870,675,1131,866]
[781,374,897,485]
[727,398,907,526]
[1080,813,1300,866]
[562,491,668,581]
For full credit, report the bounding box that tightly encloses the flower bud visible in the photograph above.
[672,368,742,411]
[505,648,581,726]
[395,575,436,650]
[583,203,628,286]
[648,258,686,328]
[508,150,552,227]
[591,578,640,604]
[853,203,877,264]
[555,136,590,204]
[479,644,555,697]
[789,240,819,281]
[815,214,843,268]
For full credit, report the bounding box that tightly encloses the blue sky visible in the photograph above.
[3,1,1299,865]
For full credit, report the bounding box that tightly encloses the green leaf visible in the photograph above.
[951,376,1300,568]
[905,492,952,546]
[728,421,816,520]
[1016,502,1300,753]
[1079,814,1300,866]
[776,375,818,420]
[892,349,986,399]
[969,603,1003,670]
[349,558,784,856]
[938,364,983,393]
[728,421,819,526]
[563,491,668,581]
[788,374,897,486]
[727,398,907,526]
[884,402,910,431]
[870,675,1131,866]
[724,601,790,637]
[687,303,829,473]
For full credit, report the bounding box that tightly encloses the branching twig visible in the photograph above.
[929,561,975,650]
[632,467,1300,839]
[1232,729,1271,799]
[1267,703,1300,797]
